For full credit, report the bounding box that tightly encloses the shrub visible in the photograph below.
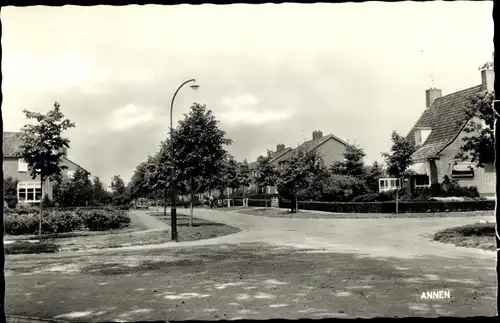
[4,177,19,209]
[5,241,59,255]
[42,210,84,233]
[77,208,131,231]
[320,175,368,202]
[276,199,495,213]
[42,194,55,207]
[5,213,39,235]
[15,202,40,215]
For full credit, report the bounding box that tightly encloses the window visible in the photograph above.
[414,175,430,188]
[414,128,431,146]
[67,170,75,179]
[18,159,28,172]
[18,182,42,203]
[451,161,474,178]
[379,178,401,193]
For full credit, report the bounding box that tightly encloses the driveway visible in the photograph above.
[5,209,497,321]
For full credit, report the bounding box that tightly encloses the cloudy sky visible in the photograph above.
[1,2,493,185]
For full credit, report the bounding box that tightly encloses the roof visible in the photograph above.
[2,132,90,174]
[291,134,350,156]
[248,133,351,167]
[407,85,484,162]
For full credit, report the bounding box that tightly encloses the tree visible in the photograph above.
[223,156,239,199]
[174,103,232,226]
[110,175,130,206]
[330,145,366,177]
[276,151,324,213]
[363,161,386,192]
[17,101,75,238]
[53,168,93,207]
[381,131,416,178]
[128,161,150,201]
[254,156,278,208]
[236,161,251,197]
[4,177,18,209]
[456,89,495,167]
[91,176,111,206]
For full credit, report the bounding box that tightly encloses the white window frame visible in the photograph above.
[379,178,401,193]
[17,182,42,204]
[414,130,422,146]
[18,159,28,172]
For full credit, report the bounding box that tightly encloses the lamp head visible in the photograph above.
[190,83,200,91]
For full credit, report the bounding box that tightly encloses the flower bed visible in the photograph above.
[242,199,495,213]
[5,207,131,235]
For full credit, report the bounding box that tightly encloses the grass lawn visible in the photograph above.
[148,211,241,241]
[238,207,494,219]
[433,222,496,251]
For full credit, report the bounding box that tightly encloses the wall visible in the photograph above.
[437,120,496,195]
[3,156,86,201]
[314,137,348,167]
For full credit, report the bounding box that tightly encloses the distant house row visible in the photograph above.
[247,130,353,194]
[3,132,90,204]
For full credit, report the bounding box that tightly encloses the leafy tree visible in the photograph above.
[110,175,130,206]
[128,161,150,200]
[222,156,239,198]
[174,103,232,226]
[255,156,278,208]
[363,161,386,192]
[381,131,416,178]
[91,176,111,206]
[4,177,18,209]
[276,151,324,213]
[53,168,92,207]
[329,145,366,177]
[236,160,251,197]
[17,101,75,238]
[456,90,495,167]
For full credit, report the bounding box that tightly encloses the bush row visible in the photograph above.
[242,199,495,213]
[5,208,131,235]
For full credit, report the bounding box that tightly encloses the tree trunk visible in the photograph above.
[294,192,299,213]
[155,198,158,213]
[39,176,43,242]
[163,187,167,216]
[189,177,194,227]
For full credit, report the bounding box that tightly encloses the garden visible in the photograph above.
[4,204,135,254]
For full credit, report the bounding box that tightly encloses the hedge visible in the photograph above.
[244,199,495,213]
[5,208,131,235]
[5,241,59,255]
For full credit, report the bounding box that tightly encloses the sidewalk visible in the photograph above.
[127,209,171,230]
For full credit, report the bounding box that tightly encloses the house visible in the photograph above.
[405,66,495,196]
[249,130,352,194]
[3,132,90,204]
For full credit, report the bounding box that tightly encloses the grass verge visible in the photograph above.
[148,211,241,241]
[238,207,494,219]
[433,222,496,251]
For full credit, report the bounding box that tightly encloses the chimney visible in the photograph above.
[481,68,494,93]
[425,88,442,109]
[276,144,285,152]
[267,150,272,158]
[312,130,323,140]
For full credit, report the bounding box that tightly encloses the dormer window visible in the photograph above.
[414,127,432,146]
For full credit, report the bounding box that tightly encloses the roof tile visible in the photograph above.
[407,85,484,162]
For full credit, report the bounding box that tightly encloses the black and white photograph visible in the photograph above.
[0,1,497,321]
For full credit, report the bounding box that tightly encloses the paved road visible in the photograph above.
[128,210,171,230]
[5,209,497,320]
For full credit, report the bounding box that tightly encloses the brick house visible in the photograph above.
[3,132,90,204]
[248,130,352,194]
[405,67,495,196]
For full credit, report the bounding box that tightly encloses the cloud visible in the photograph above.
[107,104,156,131]
[219,94,295,125]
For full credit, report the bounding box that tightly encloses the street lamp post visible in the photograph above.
[169,79,199,241]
